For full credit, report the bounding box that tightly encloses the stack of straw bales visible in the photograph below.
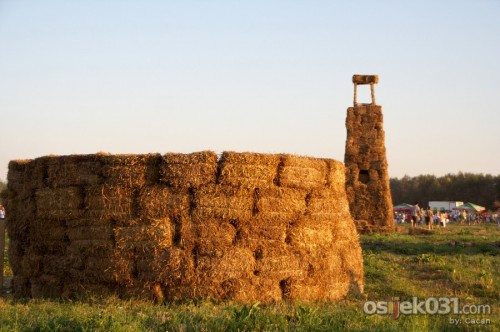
[344,105,394,233]
[6,151,363,302]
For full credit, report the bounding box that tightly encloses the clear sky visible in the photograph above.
[1,1,499,181]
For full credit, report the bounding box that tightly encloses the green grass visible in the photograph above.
[1,223,499,331]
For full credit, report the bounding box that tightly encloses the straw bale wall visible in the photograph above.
[344,105,394,233]
[5,151,363,302]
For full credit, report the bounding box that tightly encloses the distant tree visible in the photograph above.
[390,173,499,211]
[0,179,6,205]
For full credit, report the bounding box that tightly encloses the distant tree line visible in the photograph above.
[0,179,5,205]
[390,173,500,211]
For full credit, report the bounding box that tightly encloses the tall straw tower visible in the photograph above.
[344,75,394,233]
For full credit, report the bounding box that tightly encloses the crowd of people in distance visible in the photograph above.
[394,202,499,230]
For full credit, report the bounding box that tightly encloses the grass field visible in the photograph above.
[1,223,498,331]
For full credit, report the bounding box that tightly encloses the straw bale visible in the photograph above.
[7,159,34,197]
[324,159,346,189]
[337,239,362,259]
[11,276,31,297]
[84,256,115,273]
[18,248,42,276]
[287,222,333,253]
[260,259,307,281]
[175,215,196,250]
[117,283,160,300]
[99,153,161,187]
[149,283,165,302]
[194,184,254,222]
[5,196,35,241]
[66,217,112,228]
[216,278,249,301]
[193,218,236,257]
[184,278,217,300]
[343,216,362,238]
[36,187,83,220]
[68,253,135,288]
[31,156,52,187]
[196,247,255,297]
[65,253,85,271]
[67,225,113,241]
[136,258,154,274]
[354,220,372,234]
[352,74,378,84]
[117,214,194,252]
[9,254,29,279]
[163,150,216,164]
[345,104,394,232]
[136,257,171,285]
[30,224,67,242]
[7,240,25,274]
[218,152,280,189]
[161,248,195,286]
[6,152,365,302]
[256,187,306,222]
[163,285,196,301]
[279,155,327,190]
[8,158,34,173]
[305,189,345,221]
[47,155,103,187]
[31,240,68,255]
[4,189,25,214]
[248,277,282,303]
[67,256,117,284]
[41,254,69,278]
[160,151,217,189]
[347,182,393,230]
[31,274,63,298]
[7,237,25,253]
[67,240,115,257]
[30,217,66,230]
[8,156,51,193]
[309,250,344,276]
[62,282,119,299]
[107,254,136,286]
[330,216,359,241]
[295,250,351,292]
[237,217,287,247]
[85,185,136,223]
[254,246,306,280]
[66,262,109,284]
[24,262,44,280]
[138,185,190,219]
[236,237,287,255]
[114,218,173,254]
[205,278,275,302]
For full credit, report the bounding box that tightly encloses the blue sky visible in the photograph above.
[1,1,499,181]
